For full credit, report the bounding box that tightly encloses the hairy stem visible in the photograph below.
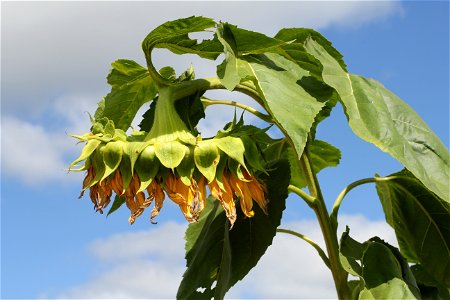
[144,52,174,88]
[287,184,315,207]
[277,228,331,269]
[201,97,273,123]
[330,176,396,231]
[299,139,349,299]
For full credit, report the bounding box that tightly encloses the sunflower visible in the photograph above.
[70,88,269,226]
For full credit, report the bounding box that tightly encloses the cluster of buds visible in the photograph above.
[70,109,269,226]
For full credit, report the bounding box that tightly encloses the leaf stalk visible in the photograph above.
[330,176,397,231]
[277,228,331,269]
[287,184,315,207]
[201,97,273,123]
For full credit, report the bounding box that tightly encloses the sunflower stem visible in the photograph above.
[298,136,349,300]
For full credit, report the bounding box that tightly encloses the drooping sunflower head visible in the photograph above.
[70,117,270,227]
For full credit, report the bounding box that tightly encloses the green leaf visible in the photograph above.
[194,140,220,182]
[95,59,158,131]
[265,139,341,188]
[411,264,450,299]
[178,159,290,299]
[339,230,421,299]
[246,53,325,158]
[241,135,267,173]
[360,239,420,299]
[138,99,157,132]
[175,90,205,136]
[376,169,450,287]
[142,16,222,60]
[216,23,285,90]
[158,66,177,82]
[106,195,126,216]
[272,28,342,137]
[305,38,450,201]
[221,22,287,55]
[214,220,232,300]
[274,27,347,78]
[339,227,365,276]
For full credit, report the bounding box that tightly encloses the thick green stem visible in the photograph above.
[144,87,196,144]
[299,140,349,300]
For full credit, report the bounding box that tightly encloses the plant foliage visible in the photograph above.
[69,16,449,299]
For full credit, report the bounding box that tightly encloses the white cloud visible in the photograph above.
[1,93,98,186]
[54,215,397,299]
[1,116,70,185]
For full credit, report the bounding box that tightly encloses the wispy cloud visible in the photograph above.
[2,116,69,185]
[54,215,396,299]
[1,93,97,185]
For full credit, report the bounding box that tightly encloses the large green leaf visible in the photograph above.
[215,25,337,155]
[215,22,287,90]
[339,230,421,299]
[95,59,157,131]
[177,159,290,299]
[304,38,449,201]
[411,264,450,299]
[265,139,341,188]
[272,28,342,137]
[247,53,325,158]
[359,240,420,299]
[142,16,222,60]
[376,169,450,287]
[274,27,347,78]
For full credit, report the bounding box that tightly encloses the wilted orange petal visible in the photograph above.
[230,173,254,218]
[248,179,268,214]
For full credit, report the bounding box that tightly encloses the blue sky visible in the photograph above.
[1,1,448,299]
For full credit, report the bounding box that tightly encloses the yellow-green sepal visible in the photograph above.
[118,153,133,194]
[86,145,106,189]
[123,141,148,175]
[241,135,267,173]
[214,136,247,168]
[155,140,188,169]
[176,145,195,186]
[135,145,160,193]
[194,140,220,183]
[69,139,102,170]
[101,140,124,182]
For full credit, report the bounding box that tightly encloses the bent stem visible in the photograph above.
[201,97,273,123]
[330,176,397,231]
[277,228,331,269]
[299,138,349,299]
